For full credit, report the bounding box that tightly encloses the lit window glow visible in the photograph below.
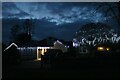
[97,47,104,51]
[106,48,110,51]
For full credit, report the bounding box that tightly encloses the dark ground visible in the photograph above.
[2,55,120,79]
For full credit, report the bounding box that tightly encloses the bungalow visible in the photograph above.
[4,38,68,61]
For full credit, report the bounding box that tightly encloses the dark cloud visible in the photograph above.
[2,2,32,18]
[2,2,109,23]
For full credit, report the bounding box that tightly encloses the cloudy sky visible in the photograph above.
[2,2,119,44]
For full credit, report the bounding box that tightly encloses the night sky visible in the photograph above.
[2,2,119,44]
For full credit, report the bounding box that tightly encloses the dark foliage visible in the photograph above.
[15,33,31,45]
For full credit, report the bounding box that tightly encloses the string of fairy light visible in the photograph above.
[73,23,120,47]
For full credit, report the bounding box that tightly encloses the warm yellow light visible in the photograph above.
[106,48,110,51]
[97,47,104,51]
[41,49,44,55]
[45,49,47,53]
[37,58,41,60]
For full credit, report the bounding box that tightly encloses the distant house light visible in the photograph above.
[97,47,104,51]
[73,42,79,47]
[106,48,110,51]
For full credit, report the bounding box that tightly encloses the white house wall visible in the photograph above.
[17,47,37,60]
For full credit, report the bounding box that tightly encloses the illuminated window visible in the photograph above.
[106,48,110,51]
[97,47,104,51]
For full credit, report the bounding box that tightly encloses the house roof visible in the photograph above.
[4,43,18,51]
[6,37,72,48]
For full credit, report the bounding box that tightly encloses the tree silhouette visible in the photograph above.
[95,3,120,27]
[10,19,34,44]
[77,23,112,40]
[23,19,34,35]
[75,23,117,46]
[10,24,20,42]
[15,33,31,45]
[117,2,120,17]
